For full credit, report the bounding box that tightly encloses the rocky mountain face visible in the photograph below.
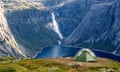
[54,0,95,37]
[64,1,120,55]
[5,0,92,56]
[1,0,53,57]
[0,1,25,58]
[6,9,60,56]
[4,0,85,57]
[0,0,120,57]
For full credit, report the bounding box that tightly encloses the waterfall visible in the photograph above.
[0,2,26,58]
[46,12,63,57]
[51,12,63,40]
[113,45,120,54]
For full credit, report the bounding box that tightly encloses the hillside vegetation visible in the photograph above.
[0,57,120,72]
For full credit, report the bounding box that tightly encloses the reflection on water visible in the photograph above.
[35,46,120,61]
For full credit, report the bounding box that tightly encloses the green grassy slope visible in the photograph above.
[0,57,120,72]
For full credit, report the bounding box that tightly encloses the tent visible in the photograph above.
[74,48,96,62]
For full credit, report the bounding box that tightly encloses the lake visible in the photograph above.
[35,45,120,61]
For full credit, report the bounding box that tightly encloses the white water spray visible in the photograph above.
[51,12,63,40]
[113,45,120,54]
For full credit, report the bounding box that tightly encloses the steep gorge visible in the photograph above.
[0,0,120,57]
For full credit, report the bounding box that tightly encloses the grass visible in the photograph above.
[0,57,15,62]
[83,66,120,72]
[0,57,119,72]
[78,59,120,72]
[17,59,71,72]
[0,64,30,72]
[0,58,78,72]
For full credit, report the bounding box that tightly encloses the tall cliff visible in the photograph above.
[6,9,61,56]
[1,0,120,57]
[0,1,25,58]
[64,1,120,55]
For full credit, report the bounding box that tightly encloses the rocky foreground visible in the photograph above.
[0,57,120,72]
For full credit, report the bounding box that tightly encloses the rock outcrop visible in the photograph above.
[0,1,25,58]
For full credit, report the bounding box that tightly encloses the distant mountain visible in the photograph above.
[64,1,120,55]
[5,0,89,57]
[6,9,61,56]
[0,0,120,58]
[3,0,61,57]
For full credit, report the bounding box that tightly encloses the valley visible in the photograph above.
[0,0,120,58]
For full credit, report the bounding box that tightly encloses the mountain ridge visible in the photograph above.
[0,0,120,58]
[64,1,120,55]
[0,1,25,58]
